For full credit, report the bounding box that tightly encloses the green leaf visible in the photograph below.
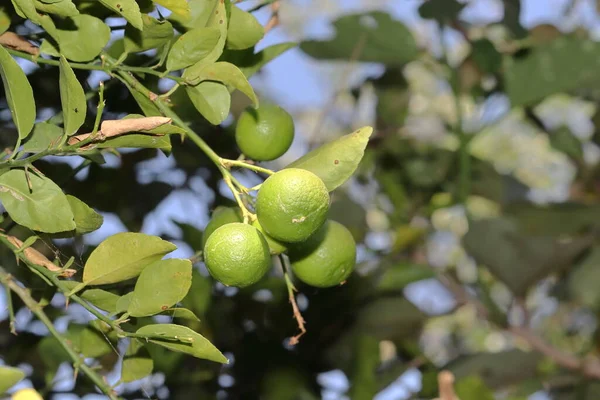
[124,14,174,53]
[59,55,86,136]
[0,45,35,139]
[158,307,200,321]
[175,221,203,249]
[286,126,373,191]
[418,0,466,22]
[300,11,417,65]
[136,324,228,363]
[185,81,231,125]
[506,202,600,236]
[94,132,173,153]
[166,27,221,71]
[0,169,75,233]
[226,6,263,50]
[82,232,177,286]
[183,61,258,106]
[376,263,435,292]
[152,0,191,20]
[221,42,296,78]
[0,7,11,35]
[124,80,162,116]
[464,218,594,296]
[116,292,133,313]
[67,195,103,234]
[181,270,212,317]
[0,366,25,394]
[65,324,114,358]
[505,36,600,106]
[454,375,495,400]
[167,0,215,29]
[34,0,79,17]
[98,0,143,30]
[21,122,63,152]
[40,15,111,62]
[121,358,154,383]
[348,336,379,400]
[128,258,193,317]
[568,246,600,310]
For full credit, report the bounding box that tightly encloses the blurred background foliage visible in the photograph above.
[5,0,600,399]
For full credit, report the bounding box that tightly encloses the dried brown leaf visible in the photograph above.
[0,32,39,55]
[100,117,172,138]
[7,235,76,277]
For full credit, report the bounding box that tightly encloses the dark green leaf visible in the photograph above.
[124,14,174,53]
[418,0,466,22]
[568,246,600,309]
[136,324,228,363]
[0,45,35,139]
[121,340,154,383]
[0,169,75,233]
[376,263,435,292]
[300,12,417,65]
[221,42,296,78]
[286,126,373,191]
[82,232,177,286]
[21,122,63,153]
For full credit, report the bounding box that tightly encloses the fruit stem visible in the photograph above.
[223,174,256,223]
[220,158,275,176]
[279,254,306,345]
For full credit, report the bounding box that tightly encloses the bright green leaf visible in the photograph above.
[226,6,263,50]
[34,0,79,17]
[167,0,215,29]
[124,14,174,53]
[0,367,25,394]
[21,122,63,153]
[39,15,111,62]
[122,353,154,383]
[166,27,221,71]
[99,0,143,30]
[136,324,228,363]
[82,232,177,286]
[286,126,373,191]
[59,56,86,135]
[185,81,231,125]
[0,45,35,139]
[128,258,193,317]
[0,7,10,34]
[66,195,103,234]
[0,169,75,233]
[116,292,133,313]
[183,61,258,106]
[300,12,417,65]
[221,42,296,78]
[152,0,191,20]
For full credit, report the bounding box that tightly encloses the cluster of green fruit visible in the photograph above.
[201,105,357,289]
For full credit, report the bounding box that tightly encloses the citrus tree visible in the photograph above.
[2,0,600,399]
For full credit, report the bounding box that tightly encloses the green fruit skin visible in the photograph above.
[256,168,330,243]
[251,219,287,255]
[288,220,356,288]
[201,206,243,249]
[235,104,295,161]
[203,223,272,288]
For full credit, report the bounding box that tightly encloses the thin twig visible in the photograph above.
[437,370,457,400]
[264,1,280,34]
[279,255,306,345]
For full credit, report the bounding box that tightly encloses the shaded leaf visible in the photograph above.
[568,246,600,310]
[66,323,114,358]
[121,340,154,383]
[62,282,121,312]
[21,122,63,153]
[116,292,133,313]
[136,324,228,363]
[221,42,296,78]
[0,169,75,233]
[0,45,35,139]
[0,366,25,394]
[99,0,143,30]
[186,81,231,125]
[34,0,79,17]
[226,6,263,50]
[348,336,379,400]
[128,258,193,317]
[286,126,373,191]
[82,232,177,286]
[166,27,221,71]
[124,14,174,53]
[505,36,600,106]
[300,12,417,65]
[464,217,594,295]
[418,0,466,22]
[181,270,213,317]
[455,376,495,400]
[158,307,200,321]
[376,263,435,293]
[40,15,111,62]
[59,55,86,135]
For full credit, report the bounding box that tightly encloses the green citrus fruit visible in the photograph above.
[251,219,287,255]
[288,220,356,288]
[201,206,242,249]
[256,168,330,243]
[203,222,271,287]
[235,104,295,161]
